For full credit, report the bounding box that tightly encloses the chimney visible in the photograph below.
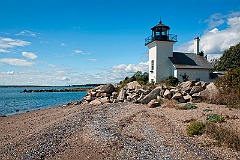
[194,37,200,55]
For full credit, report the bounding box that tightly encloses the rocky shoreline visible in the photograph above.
[80,80,219,107]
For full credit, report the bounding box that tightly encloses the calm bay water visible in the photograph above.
[0,87,87,116]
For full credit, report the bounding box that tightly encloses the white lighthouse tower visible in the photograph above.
[145,21,177,83]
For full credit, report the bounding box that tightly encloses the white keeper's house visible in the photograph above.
[145,20,214,83]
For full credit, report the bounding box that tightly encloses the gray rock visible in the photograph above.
[183,94,192,102]
[111,92,118,99]
[84,95,93,101]
[100,97,109,103]
[147,100,161,108]
[89,99,102,105]
[163,89,172,99]
[199,83,219,101]
[190,86,204,95]
[101,92,110,97]
[178,97,186,103]
[171,93,182,100]
[201,81,208,90]
[117,88,126,102]
[177,81,195,93]
[136,93,144,103]
[141,87,161,104]
[100,83,115,94]
[195,81,201,86]
[96,92,101,97]
[126,81,141,90]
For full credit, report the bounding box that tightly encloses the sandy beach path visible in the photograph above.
[0,102,239,159]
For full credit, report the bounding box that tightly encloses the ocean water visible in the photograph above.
[0,87,87,116]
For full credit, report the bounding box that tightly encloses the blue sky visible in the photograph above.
[0,0,240,85]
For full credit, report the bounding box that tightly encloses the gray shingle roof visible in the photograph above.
[169,52,214,69]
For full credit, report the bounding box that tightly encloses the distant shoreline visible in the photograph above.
[0,84,103,88]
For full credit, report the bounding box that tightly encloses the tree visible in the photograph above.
[216,42,240,71]
[119,71,149,86]
[210,58,220,70]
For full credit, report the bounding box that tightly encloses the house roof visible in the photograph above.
[169,52,214,69]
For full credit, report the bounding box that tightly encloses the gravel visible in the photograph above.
[0,102,239,159]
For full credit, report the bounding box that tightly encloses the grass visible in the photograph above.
[203,108,213,112]
[154,98,164,104]
[205,122,240,151]
[186,121,206,136]
[163,99,177,108]
[206,114,225,123]
[177,103,198,110]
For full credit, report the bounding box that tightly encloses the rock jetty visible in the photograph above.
[22,88,90,93]
[81,80,219,107]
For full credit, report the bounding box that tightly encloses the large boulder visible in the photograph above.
[141,87,161,104]
[100,84,115,94]
[177,81,195,93]
[126,81,141,90]
[200,83,219,101]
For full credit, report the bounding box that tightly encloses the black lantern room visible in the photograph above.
[145,21,177,45]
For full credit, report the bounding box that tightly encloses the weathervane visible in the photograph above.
[159,16,162,24]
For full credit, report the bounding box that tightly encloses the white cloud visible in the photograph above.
[61,43,66,46]
[73,50,91,55]
[16,30,37,37]
[0,49,9,53]
[209,28,219,34]
[0,58,35,66]
[206,54,222,61]
[109,61,148,82]
[22,51,37,59]
[88,58,97,62]
[113,62,148,73]
[56,77,71,81]
[0,60,149,85]
[0,37,31,51]
[175,12,240,55]
[74,50,82,54]
[204,13,225,29]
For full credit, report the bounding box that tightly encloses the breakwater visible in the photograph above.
[22,87,91,93]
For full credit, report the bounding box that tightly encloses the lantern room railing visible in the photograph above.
[145,34,177,45]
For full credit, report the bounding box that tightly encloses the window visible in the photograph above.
[151,60,154,71]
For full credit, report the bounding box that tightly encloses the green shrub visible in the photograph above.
[215,68,240,108]
[205,122,240,151]
[164,76,179,87]
[177,103,198,110]
[120,71,149,87]
[206,114,225,123]
[186,121,206,136]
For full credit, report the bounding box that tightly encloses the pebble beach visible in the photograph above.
[0,102,239,159]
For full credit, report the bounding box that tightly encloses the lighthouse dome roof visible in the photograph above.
[151,21,170,30]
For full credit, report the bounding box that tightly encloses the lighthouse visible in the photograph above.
[145,20,177,83]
